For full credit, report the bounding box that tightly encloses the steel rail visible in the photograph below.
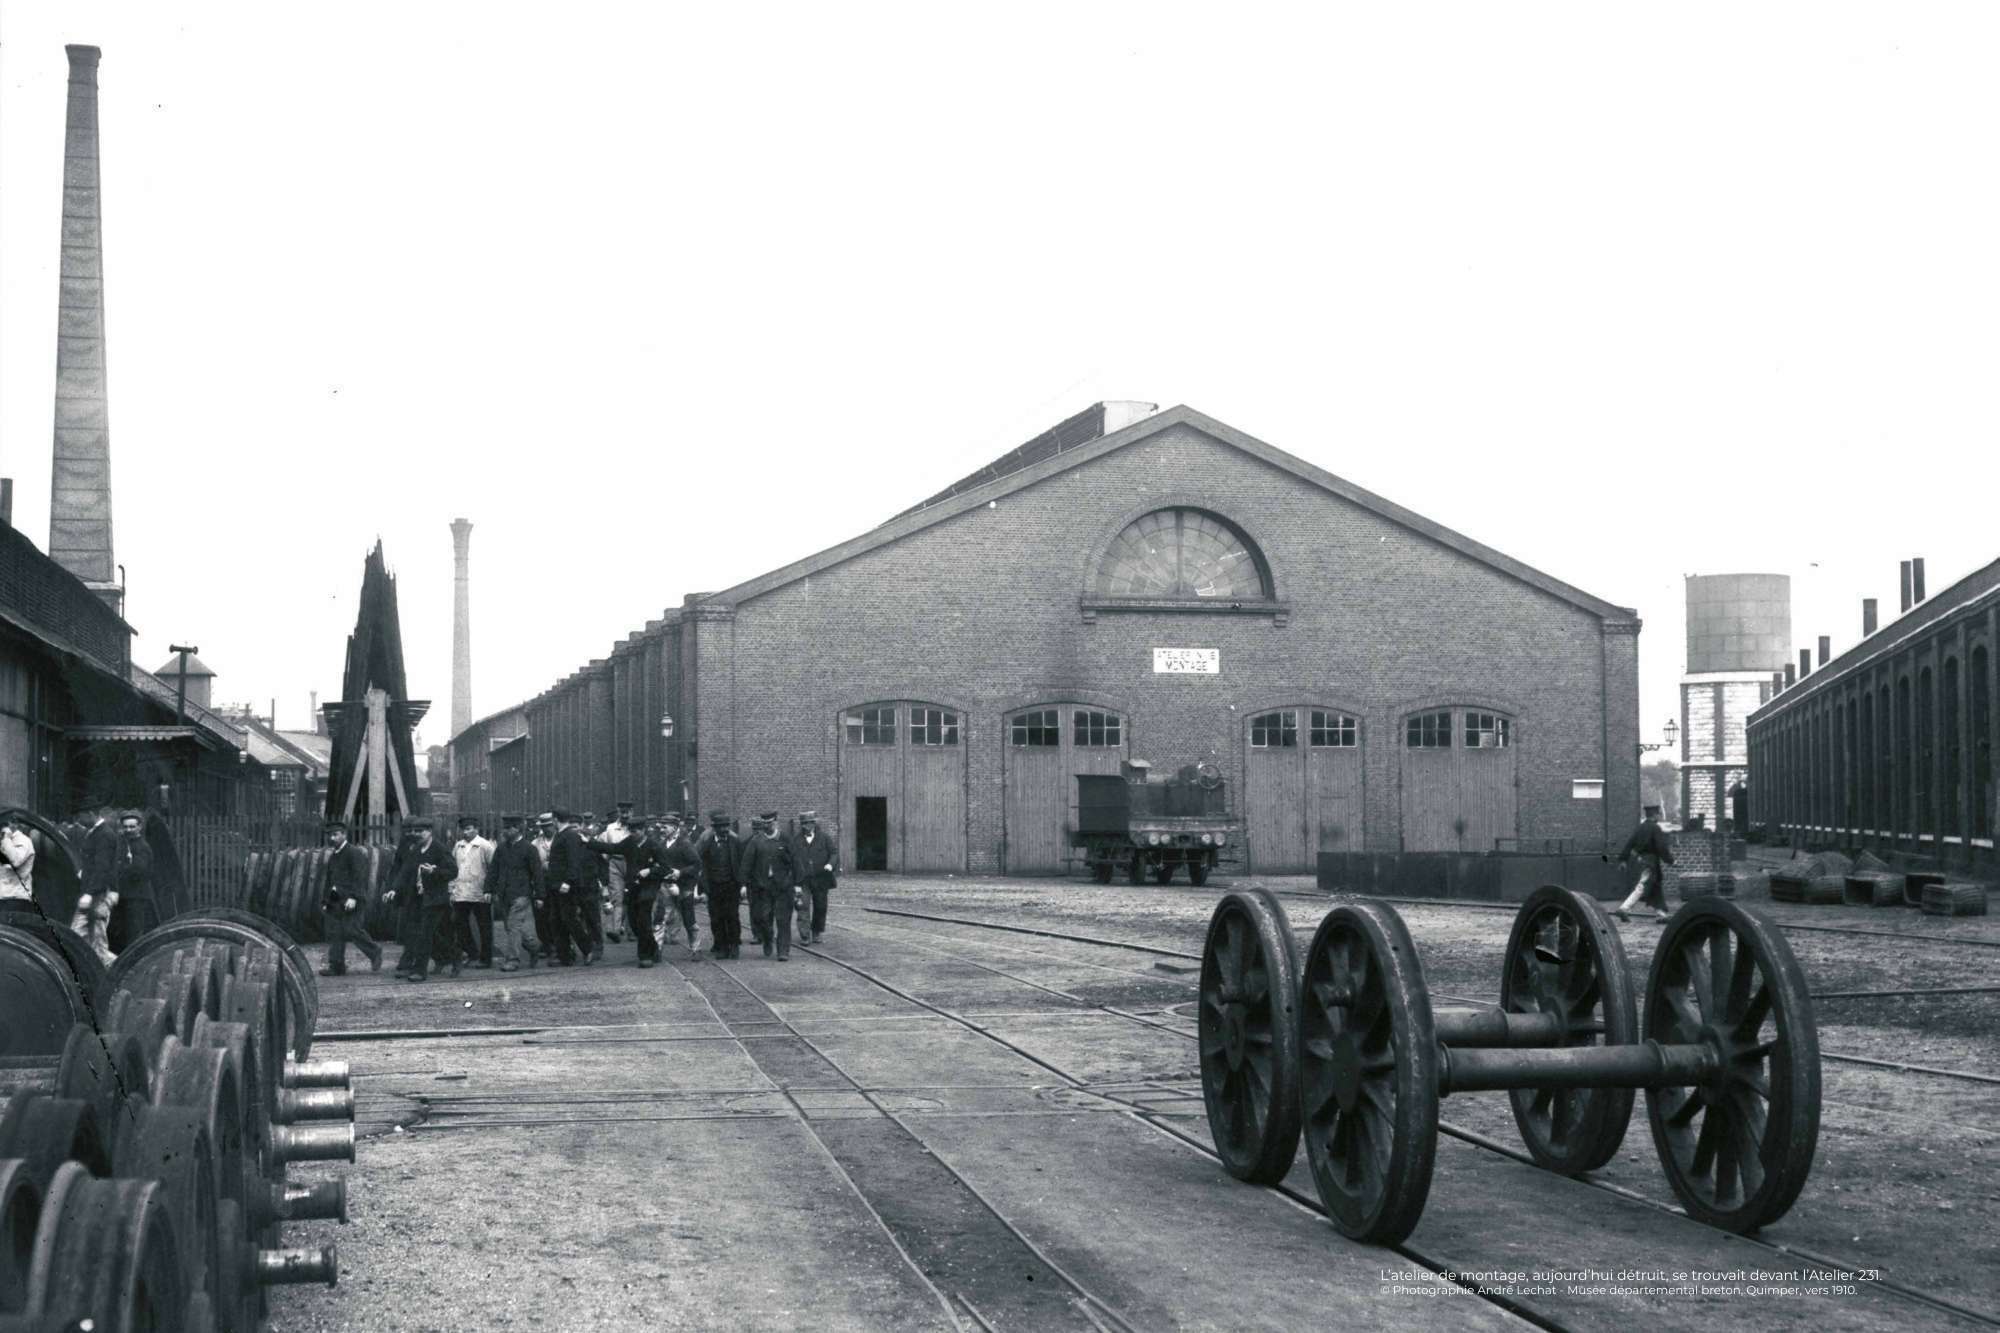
[664,951,972,1333]
[857,907,2000,1086]
[808,921,1998,1329]
[792,937,1575,1332]
[700,959,1117,1333]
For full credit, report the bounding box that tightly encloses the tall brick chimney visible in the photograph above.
[49,45,121,615]
[451,518,472,738]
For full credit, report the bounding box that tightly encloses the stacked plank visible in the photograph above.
[1768,850,1852,905]
[1842,871,1909,907]
[1922,882,1990,917]
[1675,873,1737,899]
[0,911,352,1330]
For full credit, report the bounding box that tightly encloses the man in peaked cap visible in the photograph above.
[1613,804,1675,924]
[320,820,382,976]
[740,810,795,960]
[697,810,745,960]
[786,811,838,946]
[489,815,544,971]
[545,811,601,965]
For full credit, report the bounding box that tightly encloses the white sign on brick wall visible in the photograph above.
[1153,648,1219,675]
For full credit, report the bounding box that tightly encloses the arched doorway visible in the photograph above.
[1399,706,1518,852]
[1003,703,1128,873]
[1243,707,1365,873]
[835,701,967,873]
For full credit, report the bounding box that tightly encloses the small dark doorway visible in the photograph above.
[855,797,889,870]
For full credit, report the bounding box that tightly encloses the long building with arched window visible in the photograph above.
[1746,556,1998,875]
[450,402,1645,874]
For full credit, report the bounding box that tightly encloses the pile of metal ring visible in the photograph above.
[0,906,353,1331]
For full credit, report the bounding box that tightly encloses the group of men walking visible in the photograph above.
[0,806,157,962]
[322,803,839,980]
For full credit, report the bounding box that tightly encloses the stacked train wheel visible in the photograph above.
[0,908,351,1331]
[1196,887,1822,1247]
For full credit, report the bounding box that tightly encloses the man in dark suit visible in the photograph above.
[786,811,838,945]
[106,811,158,952]
[740,811,795,960]
[697,811,744,960]
[320,821,382,975]
[544,811,600,965]
[640,813,704,961]
[1614,804,1676,923]
[386,818,458,980]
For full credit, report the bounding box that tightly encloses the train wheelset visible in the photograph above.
[1197,886,1822,1245]
[0,909,356,1331]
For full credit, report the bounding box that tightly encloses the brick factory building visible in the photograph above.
[1747,555,1997,876]
[451,403,1645,874]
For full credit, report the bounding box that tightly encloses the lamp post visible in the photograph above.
[661,714,692,812]
[1638,717,1679,758]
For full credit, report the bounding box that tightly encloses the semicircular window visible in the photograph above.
[1093,509,1270,600]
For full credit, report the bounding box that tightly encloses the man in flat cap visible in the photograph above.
[530,814,566,959]
[697,810,745,960]
[1613,803,1676,923]
[656,813,706,959]
[740,811,796,960]
[386,817,459,980]
[490,815,545,971]
[319,821,382,976]
[786,811,838,946]
[588,802,642,956]
[545,811,601,965]
[451,816,496,969]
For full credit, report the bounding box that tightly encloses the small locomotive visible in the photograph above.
[1071,759,1241,885]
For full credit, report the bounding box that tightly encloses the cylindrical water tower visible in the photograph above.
[1682,574,1791,829]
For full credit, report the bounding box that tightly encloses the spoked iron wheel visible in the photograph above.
[1500,885,1638,1173]
[1196,890,1302,1183]
[1298,903,1438,1244]
[1644,898,1820,1233]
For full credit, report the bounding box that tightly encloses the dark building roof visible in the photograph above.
[889,402,1157,522]
[1750,552,2000,724]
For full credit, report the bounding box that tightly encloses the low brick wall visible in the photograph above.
[1318,851,1629,903]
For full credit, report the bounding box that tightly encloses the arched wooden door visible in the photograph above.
[1003,704,1127,873]
[1399,707,1517,851]
[836,702,966,873]
[1245,708,1365,873]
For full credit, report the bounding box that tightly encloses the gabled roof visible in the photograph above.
[278,730,334,767]
[708,403,1636,622]
[151,653,215,679]
[127,665,246,752]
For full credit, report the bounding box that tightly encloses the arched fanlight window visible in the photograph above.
[1092,509,1270,600]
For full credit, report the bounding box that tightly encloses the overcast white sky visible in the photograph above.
[1,3,1994,755]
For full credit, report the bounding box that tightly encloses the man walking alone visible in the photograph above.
[320,821,382,975]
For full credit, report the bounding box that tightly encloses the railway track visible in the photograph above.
[812,913,1999,1329]
[858,906,2000,1089]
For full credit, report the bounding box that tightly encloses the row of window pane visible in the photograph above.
[843,706,961,747]
[1407,710,1511,748]
[1250,710,1360,749]
[848,705,1508,750]
[1009,709,1123,749]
